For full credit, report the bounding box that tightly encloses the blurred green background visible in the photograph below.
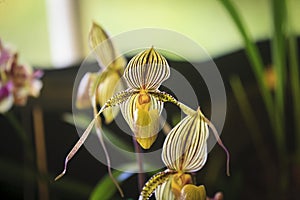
[1,0,299,67]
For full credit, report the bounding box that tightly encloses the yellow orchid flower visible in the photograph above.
[154,173,206,200]
[55,47,170,190]
[155,173,206,200]
[75,22,126,124]
[139,108,230,200]
[56,47,229,199]
[119,47,170,148]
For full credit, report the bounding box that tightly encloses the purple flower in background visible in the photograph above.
[0,40,11,67]
[0,39,43,113]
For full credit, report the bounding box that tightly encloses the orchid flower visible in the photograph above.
[55,47,229,199]
[55,47,164,196]
[55,47,173,196]
[139,108,230,200]
[0,39,43,113]
[76,22,126,124]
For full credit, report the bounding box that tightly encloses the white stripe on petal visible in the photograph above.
[123,47,170,90]
[162,109,209,172]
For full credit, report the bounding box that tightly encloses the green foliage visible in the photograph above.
[219,0,300,197]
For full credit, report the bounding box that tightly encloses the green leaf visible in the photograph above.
[89,170,132,200]
[271,0,287,157]
[217,0,274,127]
[218,0,287,160]
[89,163,155,200]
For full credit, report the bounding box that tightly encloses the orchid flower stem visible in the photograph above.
[94,121,124,197]
[132,137,145,192]
[32,105,49,200]
[5,110,35,200]
[5,110,34,162]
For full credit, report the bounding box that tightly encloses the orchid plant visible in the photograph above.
[56,23,230,199]
[0,39,43,113]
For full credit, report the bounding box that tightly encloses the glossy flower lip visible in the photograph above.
[179,184,206,200]
[120,91,163,149]
[154,174,206,200]
[162,108,209,173]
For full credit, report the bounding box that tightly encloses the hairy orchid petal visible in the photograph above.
[123,47,170,90]
[150,90,196,116]
[120,92,163,149]
[179,184,206,200]
[162,109,209,172]
[155,176,175,200]
[89,22,126,70]
[139,169,174,200]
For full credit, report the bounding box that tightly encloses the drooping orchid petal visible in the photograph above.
[123,47,170,90]
[162,108,209,173]
[55,89,133,181]
[151,90,230,175]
